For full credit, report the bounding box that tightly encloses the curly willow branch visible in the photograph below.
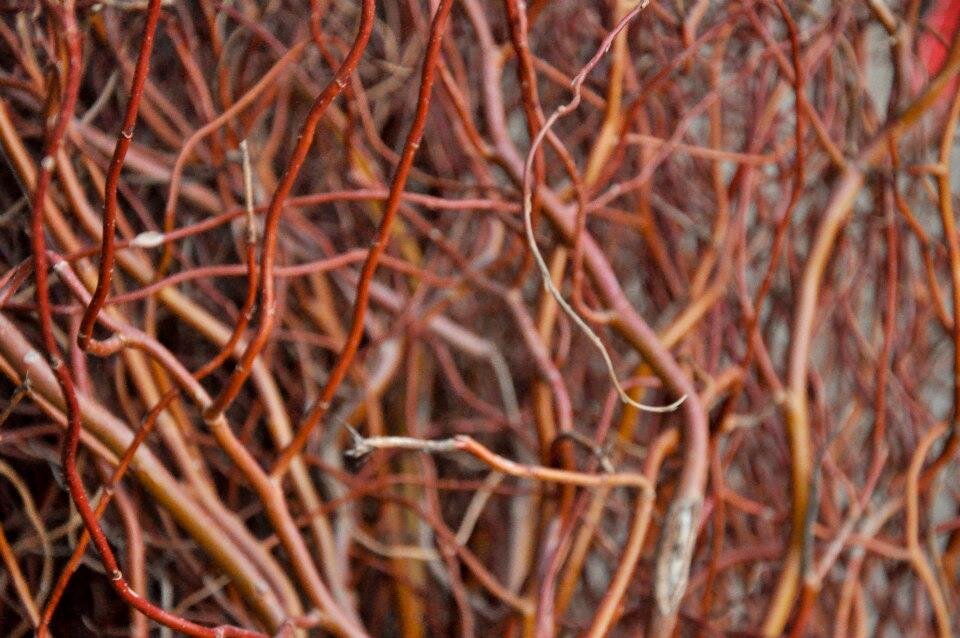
[520,0,685,413]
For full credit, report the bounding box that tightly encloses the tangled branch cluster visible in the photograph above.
[2,0,960,635]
